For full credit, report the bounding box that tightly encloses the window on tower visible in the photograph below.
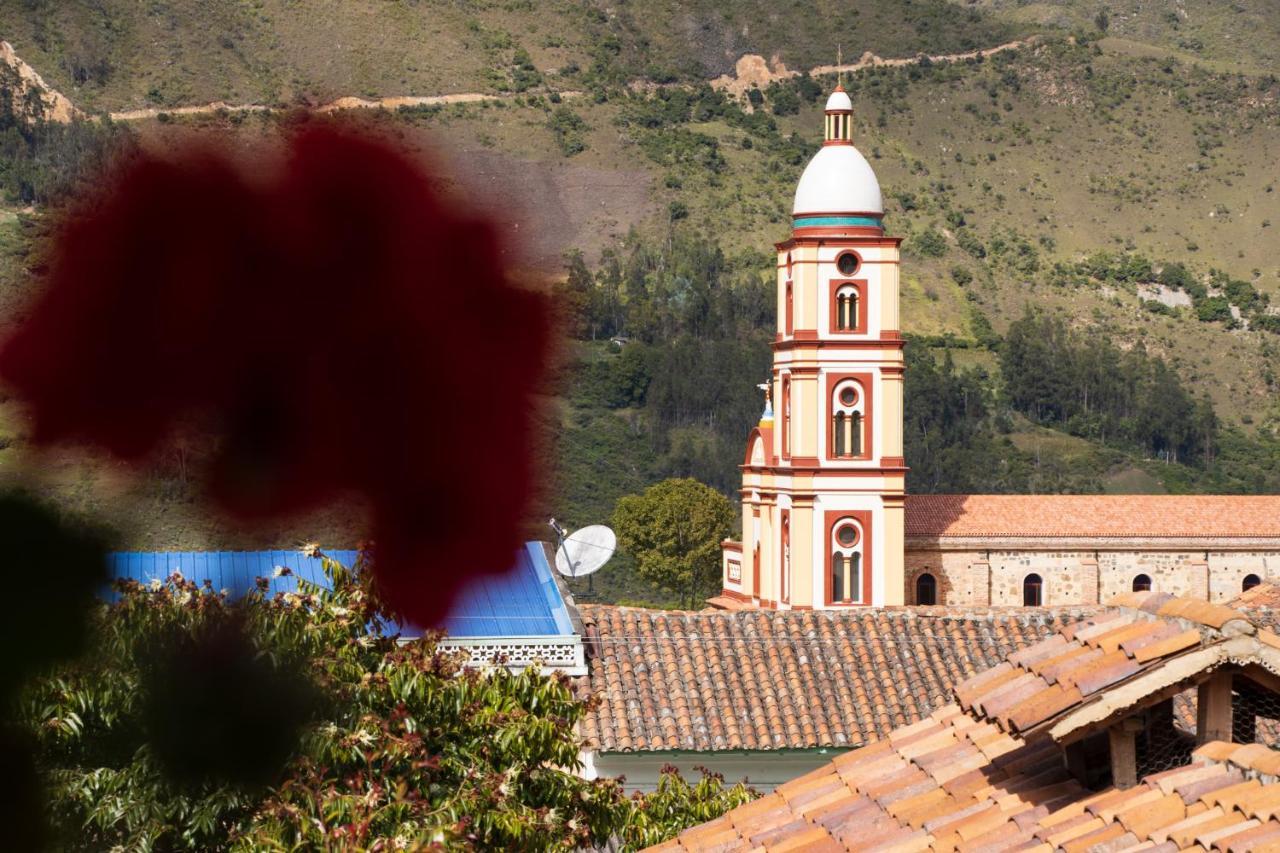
[829,279,866,335]
[835,285,858,331]
[831,381,865,459]
[784,281,794,336]
[831,519,863,604]
[837,252,859,276]
[781,375,791,459]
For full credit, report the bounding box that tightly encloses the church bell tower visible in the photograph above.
[717,86,906,609]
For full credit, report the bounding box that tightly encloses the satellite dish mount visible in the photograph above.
[549,518,616,600]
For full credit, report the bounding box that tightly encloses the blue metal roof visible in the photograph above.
[106,542,573,639]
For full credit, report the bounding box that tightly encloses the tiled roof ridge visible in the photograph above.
[1198,740,1280,780]
[1105,590,1258,636]
[949,592,1280,743]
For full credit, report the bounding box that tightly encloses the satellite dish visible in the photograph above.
[553,523,616,578]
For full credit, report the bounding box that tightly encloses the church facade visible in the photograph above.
[715,88,1280,610]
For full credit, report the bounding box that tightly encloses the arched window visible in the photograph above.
[781,376,791,459]
[831,518,863,603]
[1023,573,1043,607]
[1132,574,1152,592]
[916,573,937,606]
[835,284,859,331]
[780,512,791,604]
[784,281,794,336]
[831,381,865,459]
[1244,573,1262,592]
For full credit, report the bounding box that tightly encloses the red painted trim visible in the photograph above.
[793,329,819,341]
[773,338,904,353]
[822,140,854,147]
[829,278,869,335]
[881,456,906,467]
[776,236,903,251]
[826,372,874,462]
[776,258,900,268]
[824,509,874,606]
[788,456,821,467]
[717,587,752,603]
[793,227,885,239]
[741,465,907,477]
[721,540,743,552]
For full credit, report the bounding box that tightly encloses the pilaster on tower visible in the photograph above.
[718,84,906,611]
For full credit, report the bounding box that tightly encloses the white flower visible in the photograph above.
[330,606,350,617]
[169,569,184,581]
[272,566,286,578]
[148,578,162,592]
[177,591,192,606]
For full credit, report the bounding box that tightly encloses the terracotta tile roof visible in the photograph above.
[959,591,1260,738]
[578,604,1092,752]
[654,717,1280,851]
[905,494,1280,540]
[1232,584,1280,634]
[655,593,1280,851]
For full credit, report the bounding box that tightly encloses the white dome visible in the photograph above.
[792,144,883,215]
[825,89,853,112]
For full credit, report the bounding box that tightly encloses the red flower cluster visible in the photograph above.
[0,122,550,627]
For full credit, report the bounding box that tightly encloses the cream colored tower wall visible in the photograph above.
[790,502,815,607]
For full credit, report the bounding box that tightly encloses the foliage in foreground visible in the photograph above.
[20,555,755,850]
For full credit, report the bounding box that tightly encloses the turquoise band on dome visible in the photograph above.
[793,214,883,229]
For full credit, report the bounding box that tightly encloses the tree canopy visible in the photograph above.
[611,478,737,608]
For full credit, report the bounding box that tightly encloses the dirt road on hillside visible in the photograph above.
[4,37,1038,124]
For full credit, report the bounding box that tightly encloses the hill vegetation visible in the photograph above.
[1,4,1279,605]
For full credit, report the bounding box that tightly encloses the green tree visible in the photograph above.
[611,478,736,608]
[620,767,757,848]
[22,555,754,850]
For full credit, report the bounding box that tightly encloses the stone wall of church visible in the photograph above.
[906,545,1279,606]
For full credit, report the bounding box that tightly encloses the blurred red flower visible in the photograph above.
[0,122,551,627]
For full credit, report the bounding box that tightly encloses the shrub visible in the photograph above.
[909,228,948,258]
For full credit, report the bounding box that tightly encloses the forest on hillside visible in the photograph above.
[551,228,1280,602]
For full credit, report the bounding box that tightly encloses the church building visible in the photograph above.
[715,88,1280,611]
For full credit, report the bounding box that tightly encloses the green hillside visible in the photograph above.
[2,3,1280,605]
[4,0,1026,112]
